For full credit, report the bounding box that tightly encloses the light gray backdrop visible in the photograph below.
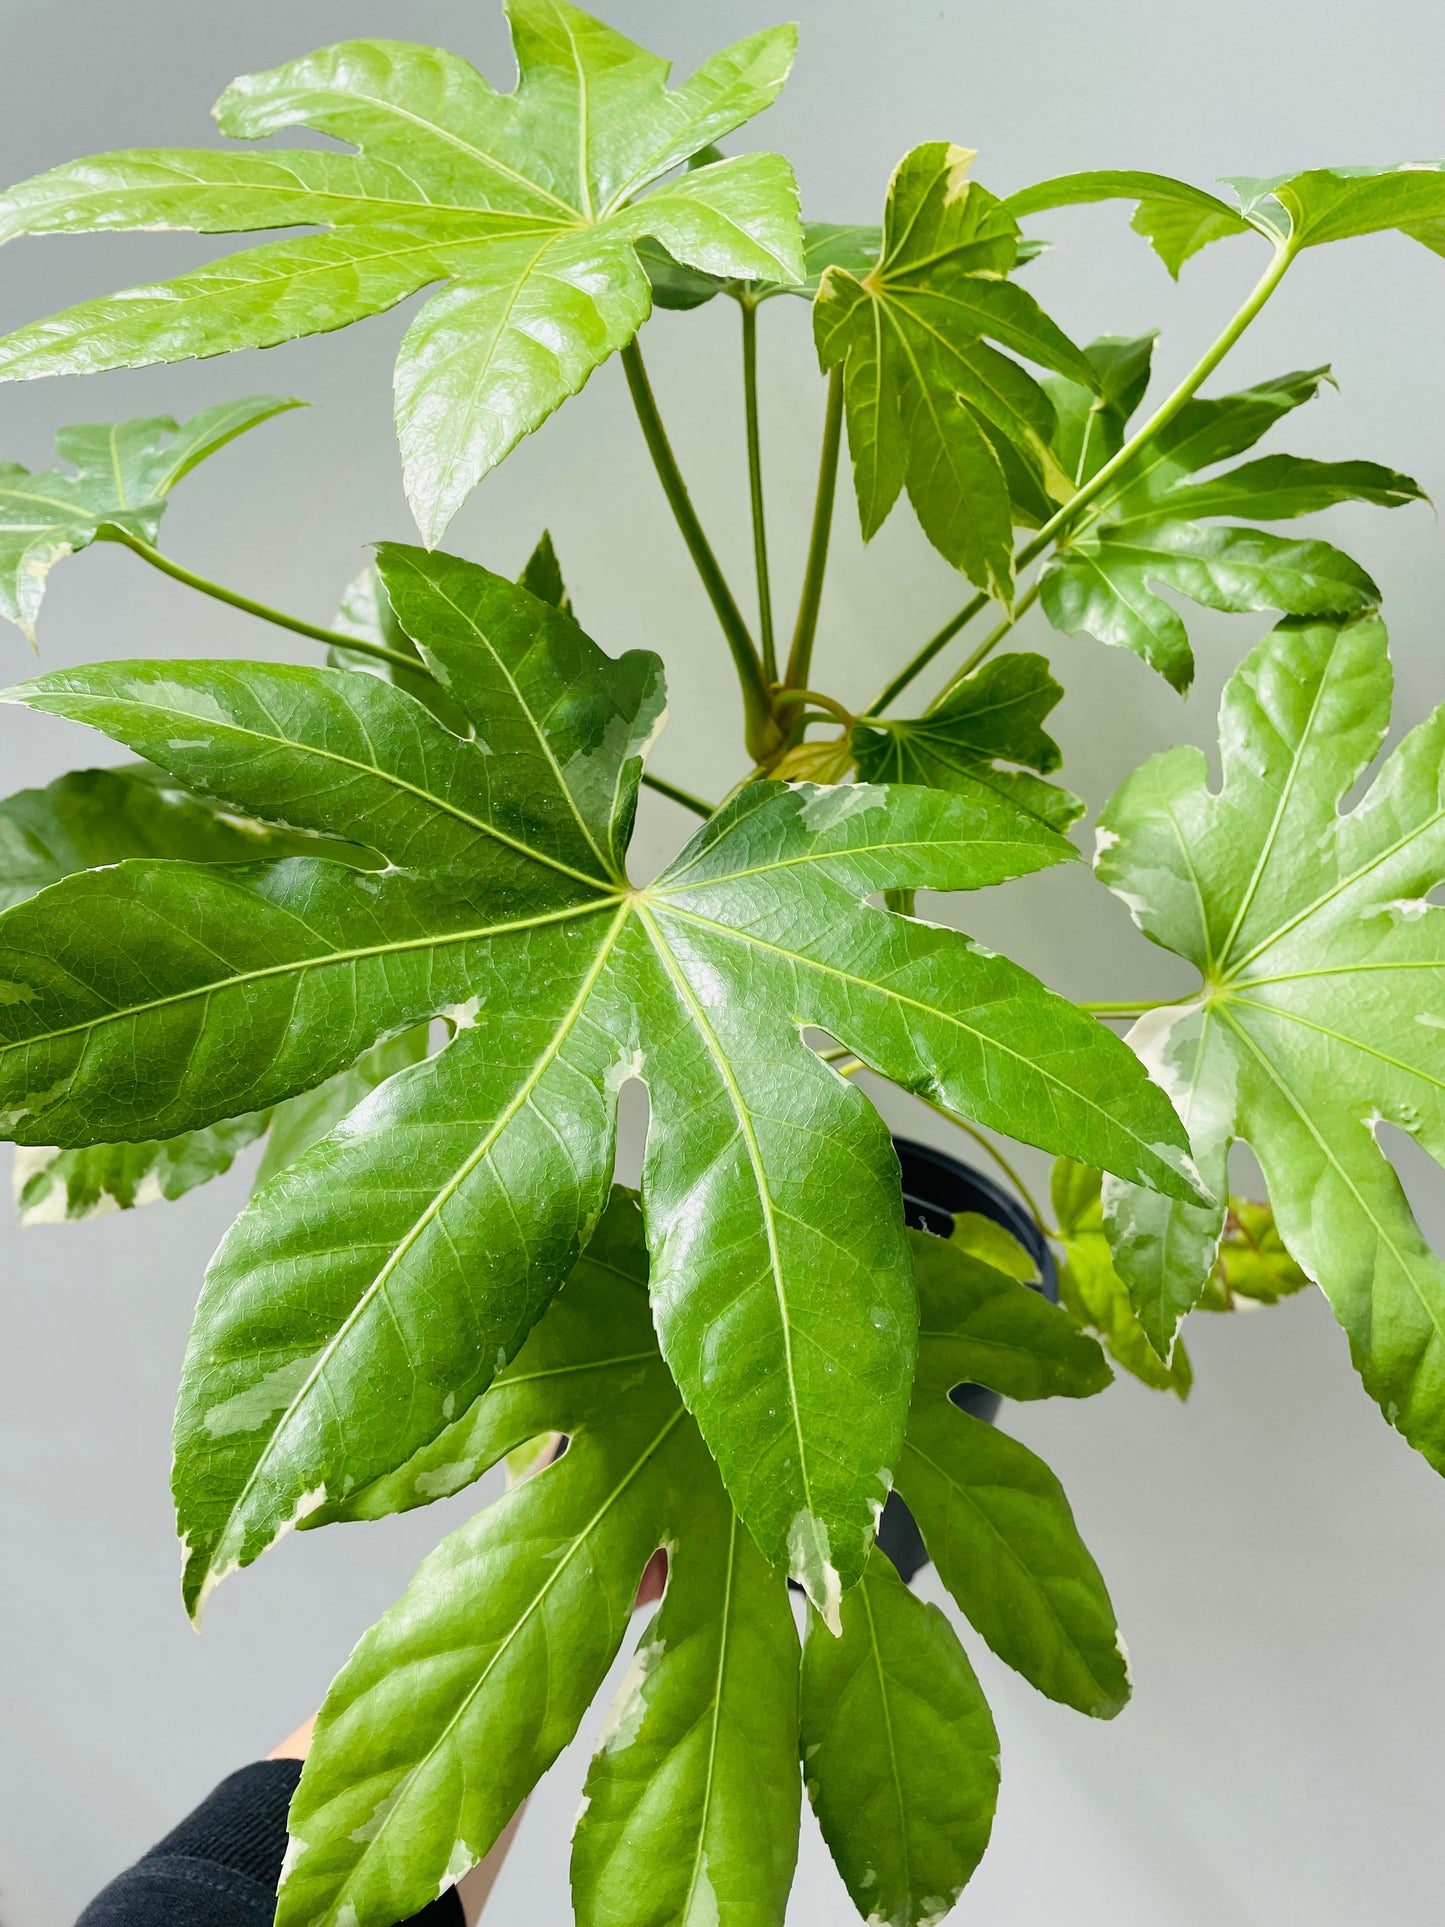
[2,1,1444,1922]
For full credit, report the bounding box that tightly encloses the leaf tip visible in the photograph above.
[789,1509,844,1633]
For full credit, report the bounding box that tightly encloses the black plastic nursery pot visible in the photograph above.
[876,1135,1058,1585]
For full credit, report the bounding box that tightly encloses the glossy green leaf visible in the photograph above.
[1051,1159,1193,1398]
[1098,612,1445,1472]
[1226,162,1445,252]
[815,142,1095,592]
[254,1029,432,1188]
[1042,521,1379,691]
[279,1191,801,1927]
[0,547,1194,1620]
[1,760,334,1223]
[898,1318,1130,1716]
[853,652,1084,830]
[0,8,804,543]
[644,217,883,310]
[517,527,572,613]
[14,1115,269,1226]
[0,397,297,640]
[1040,363,1417,689]
[799,1551,999,1927]
[571,1480,800,1927]
[0,762,319,914]
[1003,170,1254,275]
[1126,453,1427,525]
[949,1210,1037,1282]
[1042,332,1157,488]
[909,1225,1112,1402]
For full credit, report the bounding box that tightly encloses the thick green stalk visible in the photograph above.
[740,299,778,684]
[875,237,1300,716]
[783,365,844,691]
[640,771,716,819]
[620,339,774,758]
[101,526,420,676]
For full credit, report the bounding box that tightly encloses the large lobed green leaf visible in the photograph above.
[1039,351,1422,688]
[279,1191,802,1927]
[1097,613,1445,1472]
[280,1193,1119,1927]
[0,545,1194,1627]
[0,3,805,543]
[815,142,1096,595]
[0,397,297,640]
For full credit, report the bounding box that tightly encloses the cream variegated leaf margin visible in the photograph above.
[0,2,805,542]
[1097,613,1445,1472]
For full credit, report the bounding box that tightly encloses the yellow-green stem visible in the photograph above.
[927,581,1042,711]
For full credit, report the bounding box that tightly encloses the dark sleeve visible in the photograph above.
[77,1759,465,1926]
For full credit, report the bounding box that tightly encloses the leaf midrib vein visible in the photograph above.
[391,558,620,882]
[900,1431,1111,1694]
[680,1508,740,1920]
[0,894,616,1060]
[635,902,817,1534]
[332,1405,687,1907]
[654,901,1170,1170]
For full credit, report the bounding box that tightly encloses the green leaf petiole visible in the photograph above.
[100,525,421,677]
[620,339,776,759]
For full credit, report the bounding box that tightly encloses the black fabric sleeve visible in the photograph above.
[76,1760,466,1926]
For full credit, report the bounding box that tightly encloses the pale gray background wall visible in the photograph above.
[2,1,1445,1922]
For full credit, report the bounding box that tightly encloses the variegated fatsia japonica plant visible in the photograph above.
[2,7,1444,1924]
